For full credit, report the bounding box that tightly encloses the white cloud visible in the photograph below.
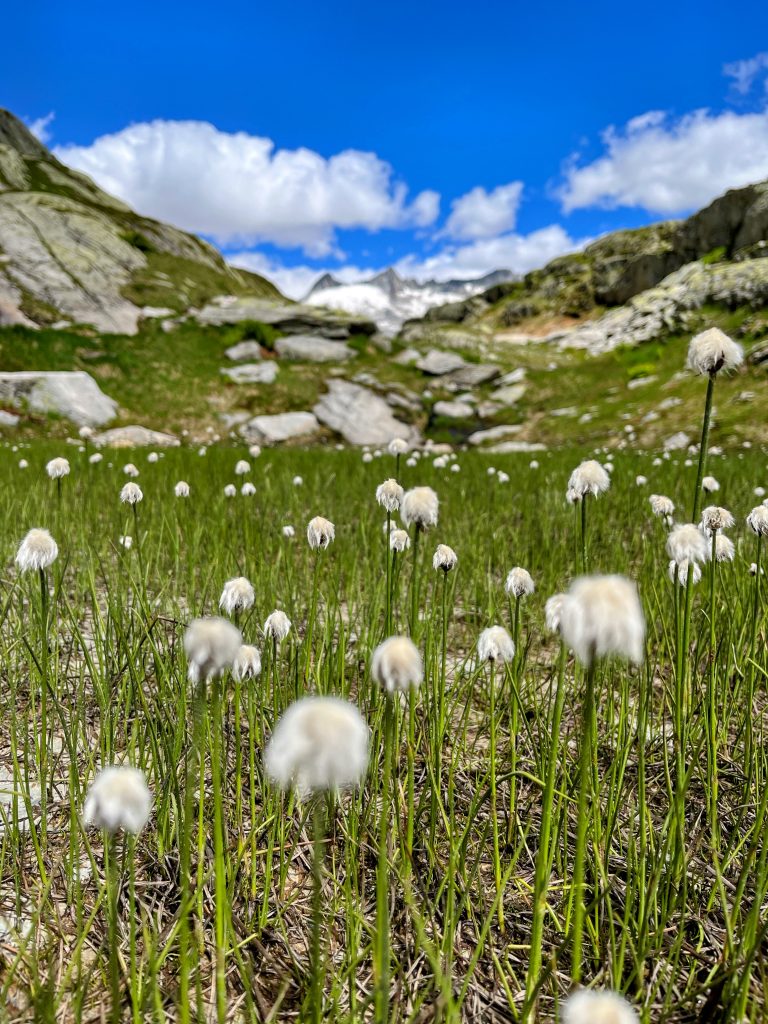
[28,112,55,144]
[395,225,581,282]
[442,181,523,239]
[559,108,768,214]
[54,119,440,255]
[724,52,768,95]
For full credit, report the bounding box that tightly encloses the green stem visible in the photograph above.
[375,696,395,1022]
[571,659,596,982]
[107,832,122,1024]
[310,796,327,1024]
[489,660,503,931]
[691,373,715,523]
[211,676,228,1024]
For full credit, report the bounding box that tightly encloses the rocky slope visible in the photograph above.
[408,180,768,350]
[0,109,281,333]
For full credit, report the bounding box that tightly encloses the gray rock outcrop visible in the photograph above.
[239,411,321,445]
[221,362,279,384]
[93,425,180,447]
[313,380,418,446]
[0,370,117,426]
[274,335,356,362]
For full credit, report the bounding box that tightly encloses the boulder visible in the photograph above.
[93,425,180,447]
[446,363,500,387]
[313,380,418,446]
[240,411,321,445]
[486,440,546,453]
[416,349,466,375]
[196,297,376,337]
[274,335,356,362]
[0,409,19,426]
[392,347,420,365]
[468,424,523,446]
[225,340,263,361]
[0,370,117,426]
[490,383,526,405]
[663,431,692,452]
[433,400,474,419]
[221,362,278,384]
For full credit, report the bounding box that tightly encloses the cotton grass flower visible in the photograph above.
[635,474,647,486]
[89,452,103,464]
[371,636,423,695]
[545,594,566,633]
[667,523,709,564]
[232,645,262,681]
[119,535,133,550]
[687,327,743,376]
[120,482,143,504]
[46,457,70,479]
[123,463,139,477]
[561,988,638,1024]
[702,475,720,493]
[390,529,410,552]
[83,766,152,835]
[293,475,303,487]
[147,452,159,464]
[282,525,295,537]
[649,494,675,520]
[559,575,645,666]
[223,484,236,497]
[264,610,292,642]
[307,516,335,550]
[400,486,439,529]
[78,425,94,440]
[175,480,190,497]
[567,460,610,499]
[746,505,768,536]
[362,452,374,463]
[713,534,735,562]
[18,459,28,469]
[497,470,510,484]
[265,697,369,795]
[234,459,250,476]
[15,528,58,572]
[505,567,534,597]
[248,444,261,458]
[433,544,458,572]
[388,438,408,455]
[241,482,256,496]
[700,506,734,535]
[669,559,702,586]
[183,617,242,685]
[477,626,515,664]
[376,479,404,512]
[219,576,255,615]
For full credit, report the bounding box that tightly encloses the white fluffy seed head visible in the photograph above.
[702,475,720,493]
[376,478,404,512]
[123,463,140,477]
[147,452,159,464]
[119,535,133,550]
[371,636,423,695]
[83,766,152,835]
[183,617,242,685]
[545,594,566,633]
[477,626,515,664]
[307,516,335,550]
[248,444,261,458]
[293,475,303,486]
[567,460,610,499]
[18,459,28,469]
[667,523,709,564]
[120,482,143,505]
[78,426,94,440]
[89,452,103,464]
[669,559,702,586]
[635,475,647,486]
[433,544,458,572]
[746,505,768,536]
[561,988,638,1024]
[505,567,535,598]
[263,610,292,642]
[219,576,255,615]
[388,438,409,455]
[700,506,734,534]
[15,528,58,572]
[46,457,70,479]
[282,525,295,538]
[175,480,190,497]
[241,482,256,496]
[401,487,439,529]
[265,697,369,795]
[649,494,675,519]
[224,484,236,497]
[234,460,250,476]
[232,644,262,681]
[687,327,743,376]
[390,529,410,552]
[713,534,735,562]
[559,575,645,667]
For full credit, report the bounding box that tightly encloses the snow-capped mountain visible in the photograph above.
[304,267,515,335]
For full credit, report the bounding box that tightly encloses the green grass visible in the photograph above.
[0,410,766,1021]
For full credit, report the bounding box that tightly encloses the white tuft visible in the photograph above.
[371,636,423,695]
[120,482,143,505]
[746,505,768,537]
[433,544,458,572]
[15,528,58,572]
[83,766,152,835]
[307,516,335,550]
[667,523,709,564]
[505,567,535,598]
[568,460,610,499]
[545,594,566,633]
[477,626,515,664]
[390,529,410,552]
[401,487,439,529]
[263,610,292,642]
[559,575,645,666]
[183,617,242,685]
[687,327,743,376]
[219,576,255,615]
[46,457,70,479]
[376,479,404,512]
[234,460,250,476]
[233,644,262,681]
[561,988,639,1024]
[669,559,702,586]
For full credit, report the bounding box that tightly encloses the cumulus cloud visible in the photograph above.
[724,52,768,95]
[54,119,440,255]
[28,112,55,144]
[396,224,580,281]
[559,108,768,214]
[442,181,523,239]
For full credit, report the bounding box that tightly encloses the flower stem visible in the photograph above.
[375,696,395,1022]
[571,660,596,982]
[309,796,327,1024]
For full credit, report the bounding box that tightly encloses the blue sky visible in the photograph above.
[4,0,768,296]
